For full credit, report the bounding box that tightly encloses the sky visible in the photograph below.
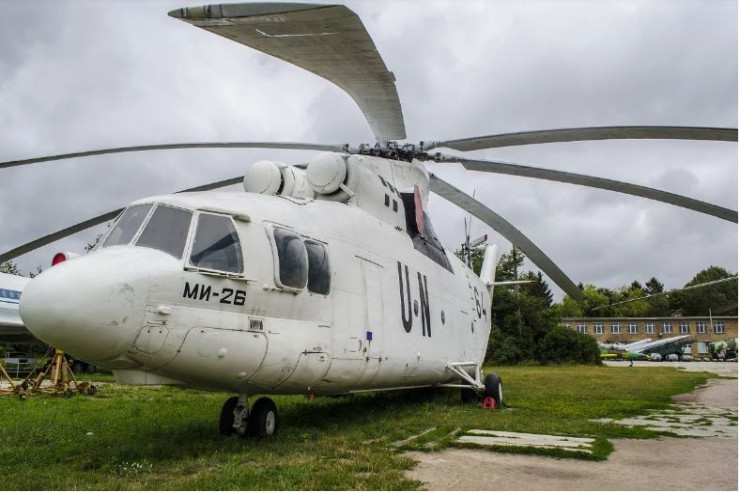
[0,0,737,301]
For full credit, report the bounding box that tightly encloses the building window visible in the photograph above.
[645,323,655,335]
[697,342,708,354]
[611,323,621,334]
[563,323,571,328]
[679,322,690,334]
[696,321,707,334]
[627,323,638,334]
[714,321,725,334]
[662,322,672,334]
[577,323,588,334]
[594,324,604,335]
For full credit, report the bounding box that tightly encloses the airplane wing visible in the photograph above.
[635,334,692,355]
[621,338,654,352]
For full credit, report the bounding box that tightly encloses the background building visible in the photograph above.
[562,316,738,358]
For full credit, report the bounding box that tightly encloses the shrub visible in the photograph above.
[538,326,602,365]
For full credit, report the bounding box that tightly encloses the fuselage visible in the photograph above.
[20,156,492,395]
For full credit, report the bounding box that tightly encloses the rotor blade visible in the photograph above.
[428,174,583,300]
[0,142,342,170]
[170,3,406,142]
[438,155,738,223]
[0,176,243,264]
[426,126,738,152]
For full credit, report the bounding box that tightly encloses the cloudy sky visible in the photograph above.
[1,0,737,300]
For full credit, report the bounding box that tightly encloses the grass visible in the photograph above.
[0,364,714,489]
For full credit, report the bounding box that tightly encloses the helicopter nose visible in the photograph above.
[20,250,149,362]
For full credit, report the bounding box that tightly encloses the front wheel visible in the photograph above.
[484,373,503,406]
[248,397,278,438]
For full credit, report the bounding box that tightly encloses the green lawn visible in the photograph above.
[0,365,713,490]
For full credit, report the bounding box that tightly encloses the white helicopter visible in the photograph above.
[1,2,737,438]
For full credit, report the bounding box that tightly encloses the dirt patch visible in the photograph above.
[405,379,738,491]
[672,379,738,411]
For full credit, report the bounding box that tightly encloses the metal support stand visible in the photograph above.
[1,349,96,399]
[0,363,27,399]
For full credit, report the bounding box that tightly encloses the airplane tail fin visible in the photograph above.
[479,244,498,297]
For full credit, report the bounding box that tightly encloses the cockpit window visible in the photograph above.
[102,204,153,248]
[305,240,330,295]
[272,227,308,290]
[189,213,243,273]
[136,205,193,259]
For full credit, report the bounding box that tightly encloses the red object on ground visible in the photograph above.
[482,397,496,409]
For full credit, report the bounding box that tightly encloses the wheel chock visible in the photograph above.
[482,397,496,409]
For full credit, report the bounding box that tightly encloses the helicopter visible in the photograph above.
[1,2,737,438]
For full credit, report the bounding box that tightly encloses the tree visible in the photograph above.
[556,295,583,318]
[0,261,22,276]
[671,266,738,316]
[614,285,650,317]
[644,277,664,295]
[539,326,602,365]
[521,271,553,307]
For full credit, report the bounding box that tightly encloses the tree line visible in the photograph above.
[460,246,737,366]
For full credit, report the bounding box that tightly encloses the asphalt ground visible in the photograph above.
[406,363,738,490]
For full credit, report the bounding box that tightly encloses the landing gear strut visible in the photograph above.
[219,395,278,438]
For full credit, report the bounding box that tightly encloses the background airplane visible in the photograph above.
[0,272,32,343]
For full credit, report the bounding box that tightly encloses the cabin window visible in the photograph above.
[102,203,152,247]
[189,213,243,273]
[272,228,308,290]
[136,205,193,259]
[305,240,330,295]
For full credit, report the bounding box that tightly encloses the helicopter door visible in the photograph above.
[360,260,385,381]
[322,258,383,386]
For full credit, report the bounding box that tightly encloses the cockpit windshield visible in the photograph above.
[102,204,153,248]
[136,205,193,259]
[100,204,244,266]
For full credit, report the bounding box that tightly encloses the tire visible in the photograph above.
[484,373,503,406]
[85,365,96,374]
[248,397,279,438]
[219,396,239,436]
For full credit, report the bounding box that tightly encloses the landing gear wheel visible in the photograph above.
[248,397,278,438]
[87,385,97,396]
[484,373,503,406]
[219,396,239,436]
